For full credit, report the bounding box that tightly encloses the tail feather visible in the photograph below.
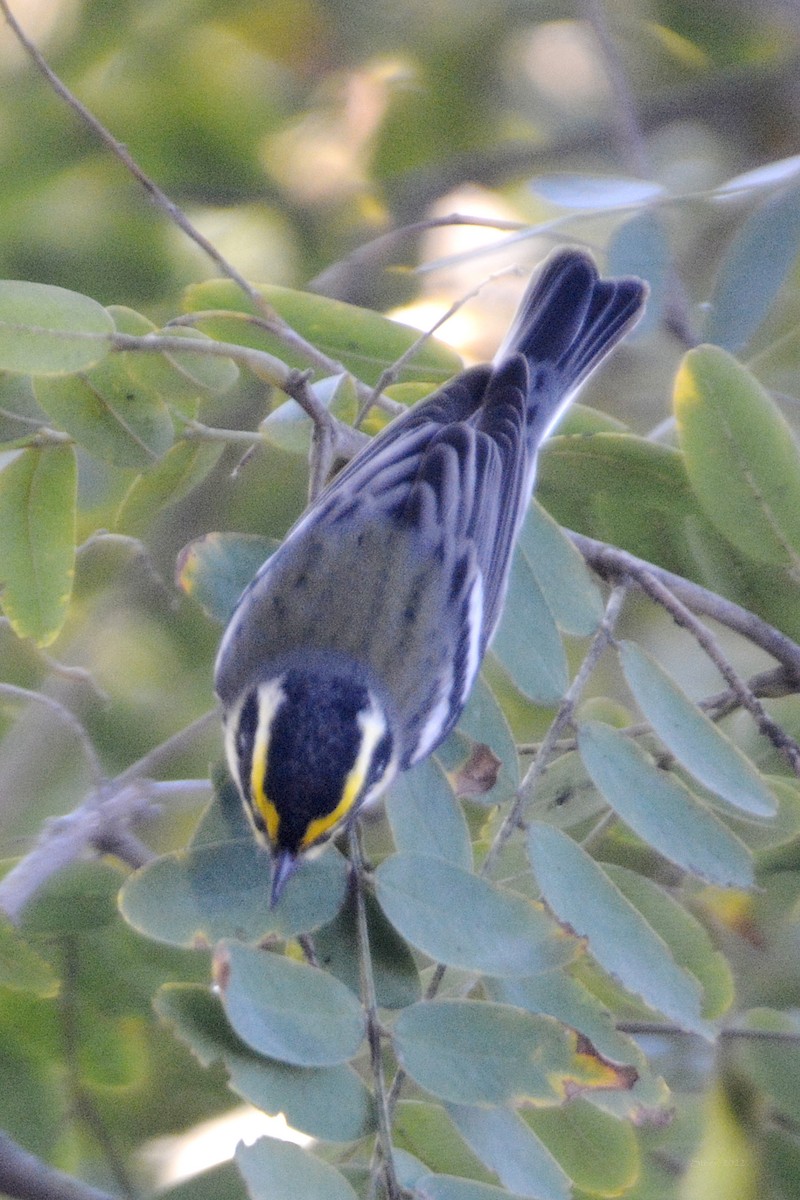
[494,250,647,443]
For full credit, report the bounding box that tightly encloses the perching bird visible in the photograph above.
[215,249,647,903]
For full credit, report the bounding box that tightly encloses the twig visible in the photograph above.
[0,1133,118,1200]
[569,532,800,683]
[348,824,401,1200]
[634,567,800,775]
[481,585,629,880]
[356,267,522,427]
[0,716,218,924]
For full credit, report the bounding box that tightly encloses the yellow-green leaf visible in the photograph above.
[0,280,113,375]
[675,346,800,567]
[0,445,76,645]
[182,279,463,387]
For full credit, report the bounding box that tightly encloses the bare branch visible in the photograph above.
[0,1133,118,1200]
[569,532,800,683]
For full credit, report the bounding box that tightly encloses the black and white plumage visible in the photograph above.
[215,249,647,903]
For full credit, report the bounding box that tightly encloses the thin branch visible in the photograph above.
[0,716,218,924]
[356,266,523,427]
[569,532,800,683]
[634,567,800,775]
[348,825,401,1200]
[0,1133,118,1200]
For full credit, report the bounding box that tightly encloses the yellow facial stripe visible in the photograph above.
[247,679,285,846]
[301,699,389,850]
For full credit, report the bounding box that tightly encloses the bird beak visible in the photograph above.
[270,849,299,907]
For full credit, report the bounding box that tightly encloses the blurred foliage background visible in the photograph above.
[3,0,800,1197]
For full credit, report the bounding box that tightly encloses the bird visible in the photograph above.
[214,249,647,904]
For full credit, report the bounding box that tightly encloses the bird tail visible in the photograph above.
[494,250,648,444]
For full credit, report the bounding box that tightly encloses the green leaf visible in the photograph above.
[385,755,473,870]
[675,345,800,567]
[447,1104,570,1200]
[0,918,58,996]
[111,307,238,408]
[517,501,604,637]
[537,433,707,578]
[605,864,735,1020]
[217,940,364,1067]
[490,550,567,704]
[526,750,607,831]
[705,183,800,351]
[528,823,710,1037]
[121,837,348,947]
[156,985,374,1142]
[374,853,575,977]
[120,779,349,945]
[608,211,669,336]
[236,1137,359,1200]
[490,972,671,1122]
[116,440,225,536]
[176,532,278,624]
[0,445,76,645]
[618,640,777,817]
[393,1101,496,1183]
[394,999,631,1108]
[311,885,421,1009]
[524,1099,640,1197]
[577,720,754,888]
[393,1000,577,1106]
[182,279,463,387]
[35,355,175,469]
[0,280,114,374]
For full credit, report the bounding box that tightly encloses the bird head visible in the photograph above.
[223,658,397,904]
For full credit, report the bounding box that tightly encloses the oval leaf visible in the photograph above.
[577,720,754,887]
[116,440,225,536]
[374,853,575,977]
[528,823,710,1036]
[0,445,76,645]
[182,280,463,387]
[675,345,800,567]
[517,501,604,637]
[618,640,777,817]
[156,984,374,1143]
[447,1105,570,1200]
[525,1099,639,1197]
[490,550,568,704]
[120,779,349,945]
[0,280,113,375]
[35,357,174,470]
[217,940,364,1067]
[705,183,800,350]
[236,1137,358,1200]
[605,864,734,1020]
[176,532,278,624]
[385,756,473,870]
[393,1000,575,1106]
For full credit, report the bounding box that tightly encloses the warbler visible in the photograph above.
[215,249,646,904]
